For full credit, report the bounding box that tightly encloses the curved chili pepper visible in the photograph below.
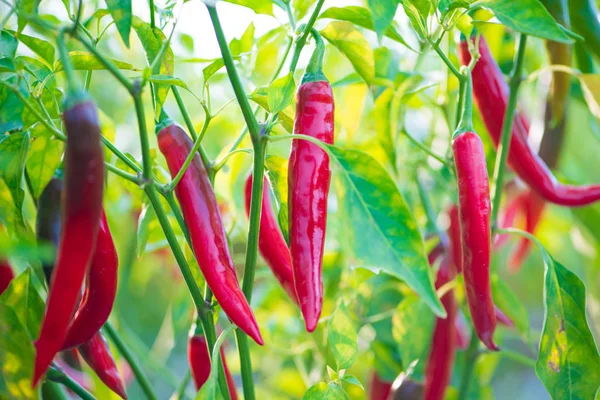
[452,68,498,351]
[156,122,262,344]
[369,372,392,400]
[34,99,105,385]
[36,176,63,284]
[459,36,600,207]
[244,175,297,303]
[289,31,334,332]
[61,211,118,350]
[78,332,127,399]
[188,333,237,399]
[0,260,14,295]
[447,205,463,273]
[424,256,457,400]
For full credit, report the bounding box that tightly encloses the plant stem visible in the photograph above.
[132,93,153,181]
[288,0,326,73]
[48,366,96,400]
[104,322,158,400]
[458,330,480,399]
[149,0,155,29]
[490,34,528,228]
[173,369,192,400]
[105,163,140,184]
[101,135,142,173]
[401,129,451,167]
[428,37,463,80]
[161,190,192,246]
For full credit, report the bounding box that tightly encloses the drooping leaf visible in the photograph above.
[268,72,295,114]
[11,31,55,66]
[330,145,444,317]
[148,75,188,89]
[392,294,435,368]
[320,21,375,83]
[17,0,38,33]
[0,269,45,338]
[55,51,139,71]
[0,30,18,58]
[327,303,358,370]
[536,251,600,399]
[0,131,30,227]
[25,123,64,200]
[0,77,27,134]
[367,0,400,41]
[104,0,132,47]
[480,0,573,43]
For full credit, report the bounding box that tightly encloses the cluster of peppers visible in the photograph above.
[31,96,127,398]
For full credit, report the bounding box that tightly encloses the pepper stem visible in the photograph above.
[154,109,174,134]
[453,66,474,138]
[301,29,327,84]
[57,29,87,107]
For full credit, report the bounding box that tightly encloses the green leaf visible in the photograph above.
[17,0,38,33]
[0,77,27,133]
[327,303,358,370]
[17,56,54,89]
[491,274,529,340]
[320,21,375,84]
[252,26,288,85]
[12,31,55,66]
[0,30,18,58]
[480,0,572,43]
[224,0,274,15]
[148,75,188,89]
[302,382,349,400]
[536,251,600,399]
[202,58,225,84]
[132,16,174,118]
[248,87,294,132]
[230,23,255,57]
[21,88,61,130]
[55,51,139,71]
[105,0,132,48]
[406,0,434,18]
[341,375,364,390]
[319,6,410,48]
[293,0,313,20]
[373,88,396,167]
[0,131,30,226]
[25,123,64,200]
[368,0,400,41]
[268,72,295,114]
[0,269,45,338]
[264,155,289,243]
[329,146,444,317]
[392,294,435,368]
[137,202,157,259]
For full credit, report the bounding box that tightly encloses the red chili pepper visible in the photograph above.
[424,255,457,400]
[34,99,105,385]
[459,36,600,206]
[452,68,498,351]
[156,122,262,345]
[508,190,545,272]
[78,332,127,399]
[289,31,334,332]
[244,175,297,303]
[369,372,393,400]
[61,211,118,350]
[36,176,63,284]
[447,205,463,273]
[0,260,14,295]
[188,333,237,399]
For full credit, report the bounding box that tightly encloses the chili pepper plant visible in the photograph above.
[1,0,600,399]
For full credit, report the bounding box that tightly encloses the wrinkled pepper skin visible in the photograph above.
[0,260,14,295]
[452,131,498,351]
[157,123,262,345]
[459,36,600,207]
[34,100,105,385]
[78,332,127,399]
[369,372,393,400]
[36,177,63,284]
[289,80,334,332]
[244,175,297,303]
[188,335,237,399]
[62,211,118,350]
[424,256,457,400]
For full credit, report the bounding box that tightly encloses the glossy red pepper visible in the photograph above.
[424,255,457,400]
[244,175,297,303]
[34,99,105,385]
[188,333,237,399]
[452,68,498,351]
[61,211,118,350]
[369,372,393,400]
[157,122,262,344]
[78,332,127,399]
[0,260,14,295]
[447,205,463,273]
[459,36,600,207]
[289,32,334,332]
[36,176,63,284]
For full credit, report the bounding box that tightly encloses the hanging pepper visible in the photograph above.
[0,260,14,295]
[447,205,463,273]
[452,67,498,351]
[369,372,393,400]
[288,30,334,332]
[78,332,128,399]
[156,121,262,344]
[36,175,63,284]
[188,329,237,399]
[459,35,600,207]
[61,211,118,350]
[34,97,105,385]
[244,175,297,303]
